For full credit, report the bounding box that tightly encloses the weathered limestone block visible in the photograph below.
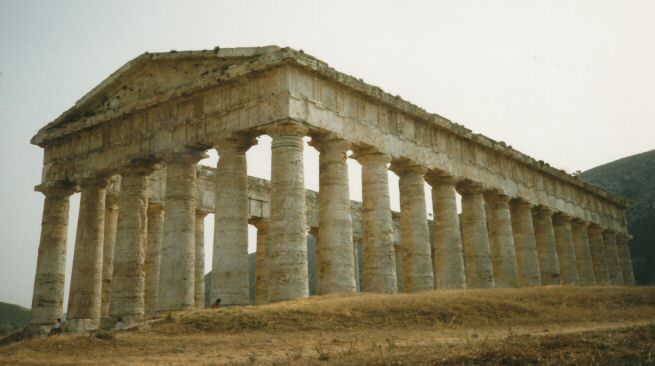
[144,202,164,316]
[458,182,494,288]
[532,207,561,285]
[312,135,357,295]
[354,148,398,294]
[100,189,119,319]
[67,177,108,332]
[267,122,310,301]
[552,214,579,285]
[30,182,76,332]
[107,162,154,327]
[253,219,270,304]
[509,200,541,287]
[213,137,253,305]
[391,162,434,293]
[603,231,624,285]
[158,151,206,311]
[588,225,610,285]
[571,220,596,286]
[426,173,466,289]
[195,211,207,308]
[484,192,519,288]
[616,233,635,286]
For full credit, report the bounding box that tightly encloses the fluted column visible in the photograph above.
[67,176,108,332]
[532,207,561,285]
[391,162,433,292]
[603,230,623,285]
[571,220,596,286]
[457,182,494,288]
[253,219,270,305]
[311,135,356,295]
[426,173,466,289]
[100,187,119,319]
[588,225,610,285]
[158,150,206,311]
[484,192,518,288]
[212,136,253,305]
[552,214,579,285]
[267,122,310,301]
[107,161,155,327]
[509,199,541,286]
[144,202,164,317]
[195,210,207,308]
[616,233,635,286]
[30,182,76,332]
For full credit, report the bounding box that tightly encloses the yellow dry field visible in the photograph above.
[2,286,655,365]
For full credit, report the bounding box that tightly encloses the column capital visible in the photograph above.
[161,148,208,166]
[195,209,210,219]
[119,158,160,177]
[552,212,573,224]
[510,198,533,210]
[214,134,258,154]
[570,218,590,229]
[532,205,554,217]
[425,171,459,186]
[250,218,270,231]
[265,121,308,138]
[35,181,78,198]
[389,160,428,177]
[588,223,604,234]
[308,132,350,154]
[351,146,391,165]
[456,180,486,195]
[77,174,111,189]
[483,189,511,204]
[615,232,630,244]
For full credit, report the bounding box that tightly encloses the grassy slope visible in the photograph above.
[580,149,655,285]
[0,302,30,336]
[2,287,655,365]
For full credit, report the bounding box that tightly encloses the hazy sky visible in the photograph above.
[1,1,653,308]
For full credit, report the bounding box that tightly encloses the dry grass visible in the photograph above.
[1,286,654,365]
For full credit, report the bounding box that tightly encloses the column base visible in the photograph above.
[66,318,100,333]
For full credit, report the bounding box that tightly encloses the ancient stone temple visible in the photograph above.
[29,46,634,333]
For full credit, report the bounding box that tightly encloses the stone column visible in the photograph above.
[532,207,561,285]
[311,135,357,295]
[212,137,253,306]
[588,225,610,285]
[107,161,155,327]
[484,191,518,288]
[552,214,579,285]
[354,148,397,293]
[144,202,164,317]
[391,162,433,293]
[353,238,361,292]
[67,176,108,332]
[100,188,119,319]
[603,230,623,285]
[571,220,596,286]
[616,233,635,286]
[30,182,76,332]
[509,199,541,287]
[426,173,466,289]
[267,122,310,301]
[158,150,206,311]
[253,219,270,305]
[195,210,208,308]
[457,182,494,288]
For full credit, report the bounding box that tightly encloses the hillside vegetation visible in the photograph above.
[2,287,655,365]
[0,302,30,336]
[581,149,655,284]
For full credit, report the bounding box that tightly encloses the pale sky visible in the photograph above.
[1,1,653,308]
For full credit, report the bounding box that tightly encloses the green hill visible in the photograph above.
[580,149,655,285]
[0,302,30,336]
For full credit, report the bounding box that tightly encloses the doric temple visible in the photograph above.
[29,46,635,333]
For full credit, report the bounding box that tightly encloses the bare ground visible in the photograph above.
[2,286,654,365]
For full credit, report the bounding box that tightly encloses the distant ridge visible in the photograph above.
[0,302,30,336]
[581,149,655,285]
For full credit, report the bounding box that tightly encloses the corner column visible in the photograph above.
[354,148,398,293]
[195,210,208,308]
[532,207,561,285]
[107,161,155,327]
[144,202,164,317]
[457,182,494,288]
[67,176,109,332]
[616,233,635,286]
[603,230,624,285]
[267,122,310,301]
[552,214,579,285]
[426,173,466,289]
[311,135,357,295]
[158,150,207,311]
[212,136,254,305]
[484,191,518,288]
[571,220,596,286]
[391,162,434,292]
[30,182,76,332]
[588,225,610,285]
